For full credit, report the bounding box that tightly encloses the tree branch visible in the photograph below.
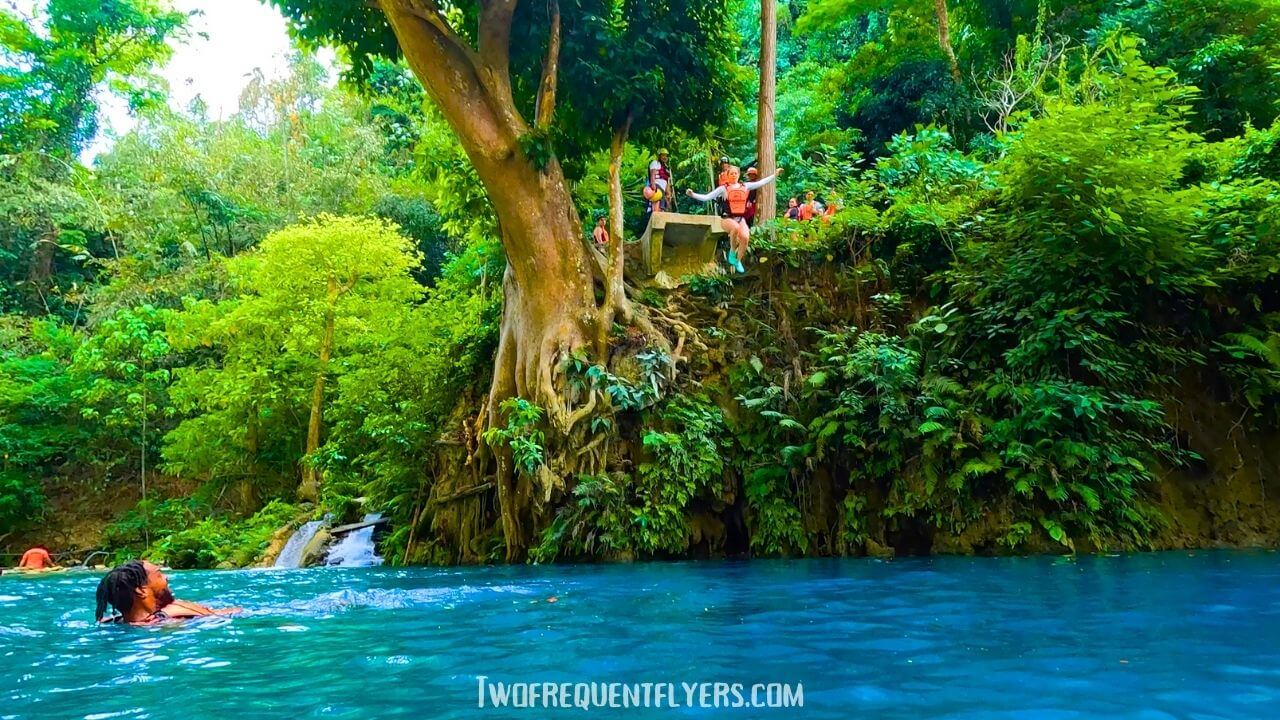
[395,0,479,65]
[382,0,515,158]
[479,0,517,79]
[534,0,560,130]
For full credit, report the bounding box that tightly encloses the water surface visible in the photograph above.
[3,552,1279,718]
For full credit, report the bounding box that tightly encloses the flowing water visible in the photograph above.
[271,521,325,569]
[324,513,383,568]
[3,552,1280,719]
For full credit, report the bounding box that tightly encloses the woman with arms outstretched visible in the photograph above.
[686,165,782,273]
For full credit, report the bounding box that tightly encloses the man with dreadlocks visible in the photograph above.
[95,560,236,624]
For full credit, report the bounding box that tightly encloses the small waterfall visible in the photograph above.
[274,520,325,568]
[325,513,384,567]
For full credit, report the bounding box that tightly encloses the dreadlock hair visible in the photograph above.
[95,560,149,622]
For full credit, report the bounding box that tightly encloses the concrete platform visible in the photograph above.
[637,211,726,286]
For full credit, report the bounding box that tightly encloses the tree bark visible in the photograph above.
[534,0,560,130]
[27,227,59,291]
[298,275,338,503]
[598,115,633,356]
[382,1,602,560]
[756,0,778,223]
[934,0,961,81]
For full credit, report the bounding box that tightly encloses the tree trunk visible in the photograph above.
[934,0,961,81]
[298,275,338,503]
[383,3,603,560]
[28,227,59,293]
[756,0,778,223]
[598,116,633,355]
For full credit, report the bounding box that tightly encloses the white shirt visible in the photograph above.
[687,173,779,202]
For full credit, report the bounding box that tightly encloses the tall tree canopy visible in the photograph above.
[0,0,188,157]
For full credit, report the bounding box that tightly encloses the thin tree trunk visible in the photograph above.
[599,115,633,355]
[934,0,961,81]
[28,228,59,289]
[756,0,778,223]
[299,275,338,502]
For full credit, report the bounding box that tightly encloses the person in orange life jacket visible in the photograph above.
[18,545,57,570]
[743,167,761,227]
[714,156,732,215]
[592,215,609,248]
[718,157,735,186]
[821,194,839,223]
[798,190,823,221]
[687,165,783,273]
[785,197,801,220]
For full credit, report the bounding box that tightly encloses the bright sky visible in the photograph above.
[80,0,335,161]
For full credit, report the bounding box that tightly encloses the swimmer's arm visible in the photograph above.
[162,599,242,617]
[686,186,724,202]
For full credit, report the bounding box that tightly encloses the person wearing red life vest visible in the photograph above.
[686,165,783,274]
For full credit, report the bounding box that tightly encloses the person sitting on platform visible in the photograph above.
[686,165,783,274]
[17,545,58,571]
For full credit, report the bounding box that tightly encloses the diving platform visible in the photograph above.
[635,211,726,287]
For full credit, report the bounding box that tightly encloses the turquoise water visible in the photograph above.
[3,552,1280,719]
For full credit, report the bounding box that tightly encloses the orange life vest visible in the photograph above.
[725,184,750,215]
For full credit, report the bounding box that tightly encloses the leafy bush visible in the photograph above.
[534,395,727,561]
[0,470,45,534]
[154,500,300,569]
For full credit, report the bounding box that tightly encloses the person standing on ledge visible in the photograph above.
[649,149,674,212]
[686,165,783,273]
[592,215,609,249]
[95,560,239,625]
[17,545,58,570]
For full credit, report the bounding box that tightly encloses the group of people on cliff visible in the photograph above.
[621,150,836,274]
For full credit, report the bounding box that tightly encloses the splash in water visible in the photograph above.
[325,513,383,567]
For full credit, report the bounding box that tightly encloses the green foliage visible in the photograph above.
[1,0,188,156]
[163,214,424,485]
[683,273,734,303]
[483,399,548,476]
[634,395,726,551]
[154,500,300,569]
[535,395,726,561]
[730,366,810,556]
[70,304,174,474]
[1100,0,1280,138]
[0,470,46,534]
[104,496,300,569]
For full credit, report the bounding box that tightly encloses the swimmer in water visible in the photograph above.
[95,560,239,625]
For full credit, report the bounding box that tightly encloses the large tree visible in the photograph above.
[270,0,736,558]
